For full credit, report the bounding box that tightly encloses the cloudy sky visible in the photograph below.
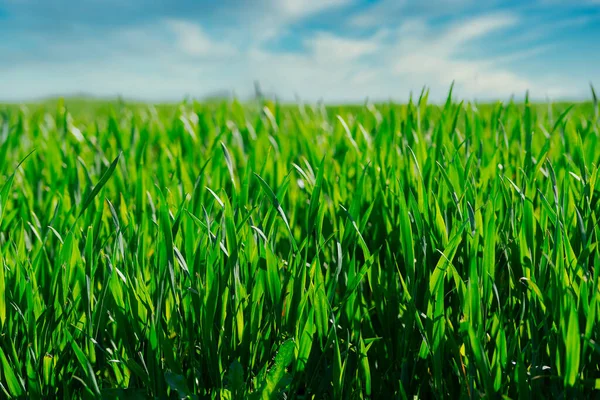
[0,0,599,102]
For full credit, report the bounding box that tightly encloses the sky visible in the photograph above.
[0,0,599,103]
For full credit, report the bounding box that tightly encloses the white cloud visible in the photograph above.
[485,45,554,66]
[389,13,566,99]
[502,14,598,46]
[165,19,237,58]
[350,0,405,27]
[394,55,535,96]
[276,0,352,20]
[349,0,478,27]
[306,32,382,62]
[245,0,353,44]
[433,13,517,53]
[237,15,558,102]
[0,10,586,102]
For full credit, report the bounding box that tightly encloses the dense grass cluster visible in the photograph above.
[0,90,599,398]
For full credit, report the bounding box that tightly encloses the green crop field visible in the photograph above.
[1,89,599,399]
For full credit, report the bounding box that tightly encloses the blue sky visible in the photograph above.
[0,0,599,102]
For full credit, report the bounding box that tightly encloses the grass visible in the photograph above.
[0,89,599,398]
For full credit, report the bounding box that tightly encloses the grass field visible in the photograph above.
[1,89,599,399]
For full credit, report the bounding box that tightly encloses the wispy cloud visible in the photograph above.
[0,0,597,102]
[390,13,565,98]
[306,32,383,61]
[349,0,479,27]
[433,13,517,53]
[246,0,353,43]
[165,19,237,58]
[276,0,352,19]
[235,13,566,101]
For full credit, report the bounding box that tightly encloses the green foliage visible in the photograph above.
[0,94,599,398]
